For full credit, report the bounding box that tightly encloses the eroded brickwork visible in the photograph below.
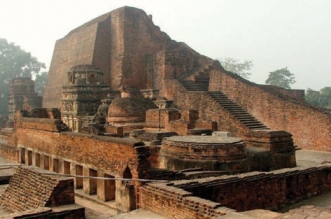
[140,165,331,218]
[0,166,75,212]
[44,7,173,108]
[14,116,149,179]
[209,70,331,150]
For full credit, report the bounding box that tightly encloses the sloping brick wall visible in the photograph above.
[0,166,74,213]
[210,70,331,150]
[43,6,173,108]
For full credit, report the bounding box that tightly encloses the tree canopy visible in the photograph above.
[0,38,46,115]
[34,71,48,96]
[219,57,253,79]
[306,87,331,109]
[265,67,296,89]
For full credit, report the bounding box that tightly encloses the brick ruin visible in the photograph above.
[42,6,331,151]
[0,5,331,219]
[0,166,84,218]
[7,77,42,120]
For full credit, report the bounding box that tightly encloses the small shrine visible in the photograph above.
[61,65,116,132]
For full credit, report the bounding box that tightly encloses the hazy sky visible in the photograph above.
[1,0,330,90]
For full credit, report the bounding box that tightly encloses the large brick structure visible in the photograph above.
[2,5,330,218]
[42,6,331,150]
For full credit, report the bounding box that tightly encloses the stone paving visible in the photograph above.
[75,196,117,219]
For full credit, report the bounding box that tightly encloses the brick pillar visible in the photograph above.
[43,155,50,170]
[83,167,97,195]
[73,164,83,189]
[63,161,71,174]
[97,171,116,201]
[19,147,26,164]
[24,149,29,165]
[52,158,60,173]
[34,152,41,167]
[27,150,33,166]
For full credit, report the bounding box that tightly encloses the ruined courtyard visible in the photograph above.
[1,6,331,219]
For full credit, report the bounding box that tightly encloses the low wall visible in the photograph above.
[139,183,233,219]
[17,117,66,132]
[176,165,331,211]
[140,164,331,218]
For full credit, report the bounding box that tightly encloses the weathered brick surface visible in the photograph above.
[44,7,173,108]
[0,142,18,162]
[16,118,65,132]
[161,79,249,137]
[209,70,331,151]
[0,166,74,213]
[140,165,331,218]
[14,117,150,179]
[145,109,181,129]
[176,165,331,212]
[139,182,231,219]
[161,136,246,162]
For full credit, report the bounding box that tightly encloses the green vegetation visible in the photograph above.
[0,38,46,115]
[306,87,331,109]
[265,67,296,89]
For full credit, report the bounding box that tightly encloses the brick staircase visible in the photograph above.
[206,91,269,130]
[177,63,269,130]
[178,78,209,91]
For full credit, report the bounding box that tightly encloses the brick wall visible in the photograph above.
[176,165,331,212]
[140,165,331,218]
[0,142,18,162]
[210,70,331,150]
[259,85,305,101]
[14,118,149,179]
[145,109,181,129]
[44,7,172,108]
[17,118,65,132]
[161,79,248,137]
[43,18,99,108]
[139,183,231,219]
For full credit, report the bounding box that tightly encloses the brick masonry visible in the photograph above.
[14,116,150,180]
[43,6,173,108]
[209,70,331,151]
[0,166,74,212]
[140,164,331,218]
